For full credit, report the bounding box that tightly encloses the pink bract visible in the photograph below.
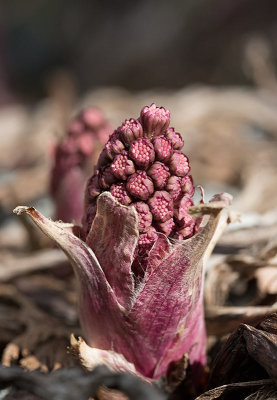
[14,191,232,380]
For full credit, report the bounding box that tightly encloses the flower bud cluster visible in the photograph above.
[51,108,112,193]
[83,104,195,265]
[50,107,112,222]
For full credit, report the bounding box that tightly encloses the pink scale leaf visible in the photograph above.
[86,192,138,308]
[12,205,125,341]
[130,193,232,378]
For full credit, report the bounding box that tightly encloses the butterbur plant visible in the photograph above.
[14,104,232,385]
[50,107,113,224]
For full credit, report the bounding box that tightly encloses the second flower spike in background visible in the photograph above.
[50,107,113,224]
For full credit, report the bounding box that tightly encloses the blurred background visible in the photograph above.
[1,0,277,96]
[1,0,277,247]
[1,2,277,393]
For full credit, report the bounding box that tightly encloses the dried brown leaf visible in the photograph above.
[206,305,277,336]
[255,267,277,296]
[0,284,76,371]
[208,313,277,389]
[195,380,276,400]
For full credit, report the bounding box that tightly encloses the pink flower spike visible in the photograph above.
[152,136,173,162]
[110,183,132,206]
[80,104,193,256]
[140,103,170,138]
[147,162,170,190]
[126,171,154,201]
[129,138,155,170]
[119,118,143,146]
[169,151,190,177]
[28,104,234,384]
[132,202,153,233]
[148,190,173,222]
[165,128,184,150]
[50,106,113,224]
[105,132,125,160]
[110,151,135,180]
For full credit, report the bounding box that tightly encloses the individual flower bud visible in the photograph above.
[110,151,135,180]
[166,176,182,201]
[105,132,125,159]
[98,166,117,189]
[176,212,195,239]
[165,128,184,150]
[132,202,153,233]
[152,136,173,162]
[155,218,175,236]
[126,171,154,201]
[169,151,190,176]
[129,138,155,169]
[110,183,132,206]
[84,174,101,206]
[119,119,143,146]
[137,226,158,256]
[96,149,110,169]
[140,103,170,137]
[181,175,195,197]
[174,195,194,221]
[148,191,173,222]
[147,162,170,190]
[179,224,194,239]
